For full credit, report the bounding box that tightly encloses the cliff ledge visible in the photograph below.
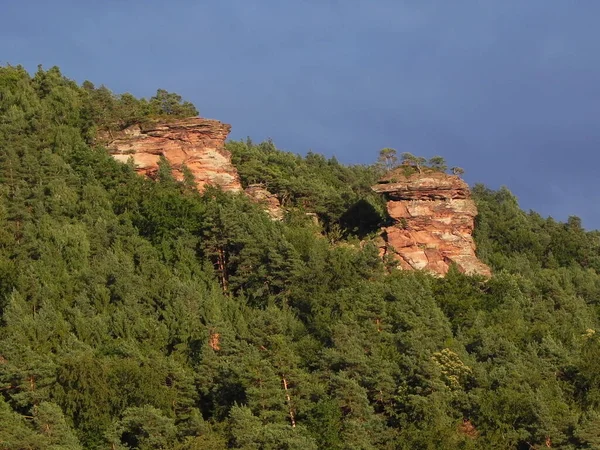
[372,170,491,277]
[99,117,242,192]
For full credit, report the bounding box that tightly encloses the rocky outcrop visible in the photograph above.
[372,170,491,277]
[245,184,284,220]
[100,117,242,192]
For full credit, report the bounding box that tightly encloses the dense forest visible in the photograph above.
[0,65,600,449]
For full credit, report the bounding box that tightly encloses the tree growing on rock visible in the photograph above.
[428,156,447,172]
[378,148,398,171]
[401,152,427,173]
[378,149,453,176]
[451,166,465,176]
[149,89,199,117]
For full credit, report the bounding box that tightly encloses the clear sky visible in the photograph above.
[3,1,600,228]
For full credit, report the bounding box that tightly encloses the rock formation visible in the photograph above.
[244,184,284,220]
[100,117,242,192]
[372,170,491,277]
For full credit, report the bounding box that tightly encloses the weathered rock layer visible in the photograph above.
[244,184,284,220]
[100,117,242,192]
[372,170,491,277]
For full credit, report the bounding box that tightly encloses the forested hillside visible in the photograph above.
[1,65,600,449]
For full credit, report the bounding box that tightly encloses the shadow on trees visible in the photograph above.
[339,199,388,239]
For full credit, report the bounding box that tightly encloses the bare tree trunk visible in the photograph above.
[217,247,228,292]
[282,376,296,428]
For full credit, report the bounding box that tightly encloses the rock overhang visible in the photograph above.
[372,169,491,277]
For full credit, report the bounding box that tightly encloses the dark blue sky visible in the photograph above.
[3,1,600,228]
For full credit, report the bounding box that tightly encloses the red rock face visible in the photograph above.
[244,184,284,220]
[100,118,242,192]
[372,171,491,277]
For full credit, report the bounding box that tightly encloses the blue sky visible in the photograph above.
[3,1,600,228]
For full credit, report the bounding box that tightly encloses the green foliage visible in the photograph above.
[428,155,448,172]
[452,166,465,176]
[149,89,198,117]
[377,147,398,171]
[79,70,199,135]
[0,63,599,449]
[379,151,449,175]
[106,405,177,450]
[228,139,387,237]
[401,152,427,173]
[0,399,82,449]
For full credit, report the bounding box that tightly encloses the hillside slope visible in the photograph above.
[1,65,600,450]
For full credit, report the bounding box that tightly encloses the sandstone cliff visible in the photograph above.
[100,118,242,192]
[244,184,284,220]
[372,170,491,277]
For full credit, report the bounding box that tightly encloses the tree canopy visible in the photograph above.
[0,64,599,449]
[375,149,453,176]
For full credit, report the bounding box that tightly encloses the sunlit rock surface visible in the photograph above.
[373,170,491,277]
